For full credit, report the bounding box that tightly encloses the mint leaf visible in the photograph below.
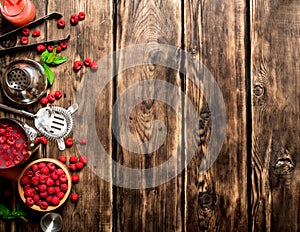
[42,63,54,85]
[0,204,10,217]
[0,204,27,222]
[41,50,50,63]
[45,48,56,64]
[52,56,68,65]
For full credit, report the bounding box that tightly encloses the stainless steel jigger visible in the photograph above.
[40,213,62,232]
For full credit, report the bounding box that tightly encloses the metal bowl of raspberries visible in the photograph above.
[17,158,72,212]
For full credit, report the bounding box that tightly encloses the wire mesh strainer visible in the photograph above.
[0,103,78,150]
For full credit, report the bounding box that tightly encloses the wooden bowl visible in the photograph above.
[17,158,72,212]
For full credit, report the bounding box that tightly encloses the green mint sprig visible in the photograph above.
[0,203,28,222]
[41,46,68,85]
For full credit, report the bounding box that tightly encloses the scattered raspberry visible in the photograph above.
[54,90,63,100]
[73,60,82,72]
[69,163,77,172]
[56,45,62,53]
[59,41,68,50]
[70,193,79,202]
[22,28,30,36]
[78,12,86,21]
[83,58,91,67]
[90,61,98,71]
[47,45,54,52]
[79,156,88,165]
[75,162,84,170]
[65,138,74,148]
[40,136,48,145]
[40,97,48,105]
[79,138,87,145]
[70,14,79,25]
[69,155,77,163]
[32,29,40,37]
[36,44,46,53]
[47,93,56,103]
[20,36,29,45]
[59,155,66,163]
[71,174,79,184]
[57,19,65,28]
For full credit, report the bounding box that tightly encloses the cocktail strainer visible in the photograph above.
[1,59,48,105]
[0,103,78,150]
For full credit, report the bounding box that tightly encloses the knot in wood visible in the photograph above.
[273,156,295,175]
[253,83,264,97]
[198,192,215,210]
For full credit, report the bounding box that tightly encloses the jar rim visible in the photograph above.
[0,0,26,17]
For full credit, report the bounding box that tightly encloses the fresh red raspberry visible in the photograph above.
[38,162,47,169]
[69,155,77,163]
[46,178,54,187]
[38,184,47,193]
[69,163,77,172]
[57,19,65,28]
[71,174,79,184]
[60,184,68,192]
[34,170,41,177]
[70,14,79,25]
[47,93,55,103]
[32,164,39,172]
[83,58,91,67]
[47,187,55,195]
[34,137,41,144]
[79,138,87,145]
[32,194,40,203]
[90,62,98,71]
[32,29,40,37]
[40,166,50,175]
[56,168,65,176]
[40,97,48,105]
[47,162,55,171]
[73,61,82,72]
[59,41,68,50]
[39,201,49,210]
[20,36,29,45]
[59,174,68,183]
[56,45,62,53]
[54,90,63,100]
[56,191,65,199]
[65,138,74,148]
[78,12,86,20]
[20,175,30,185]
[79,156,88,165]
[50,171,59,180]
[40,136,48,145]
[13,156,21,165]
[51,196,60,206]
[5,161,12,168]
[39,191,48,198]
[70,193,79,202]
[39,174,48,184]
[54,187,61,194]
[22,28,30,36]
[36,44,46,53]
[58,155,66,163]
[25,170,33,178]
[75,162,84,170]
[26,197,34,206]
[24,188,35,197]
[30,176,39,186]
[55,180,60,186]
[6,137,15,145]
[47,45,54,52]
[46,195,53,203]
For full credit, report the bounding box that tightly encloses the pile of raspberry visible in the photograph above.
[20,161,69,210]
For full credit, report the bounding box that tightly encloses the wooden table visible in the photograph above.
[0,0,299,231]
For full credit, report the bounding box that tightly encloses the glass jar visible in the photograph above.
[0,0,36,26]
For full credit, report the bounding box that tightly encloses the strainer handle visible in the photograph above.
[0,103,36,118]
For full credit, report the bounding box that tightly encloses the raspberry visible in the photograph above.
[40,97,48,105]
[46,196,53,203]
[38,162,47,169]
[5,161,12,167]
[73,61,82,72]
[32,194,40,203]
[47,45,54,52]
[39,201,49,210]
[56,168,65,176]
[59,174,68,183]
[51,196,60,206]
[71,174,79,183]
[36,44,46,53]
[47,187,55,195]
[22,28,30,36]
[26,197,34,206]
[20,36,28,45]
[79,156,88,165]
[40,136,48,145]
[32,29,40,37]
[79,138,87,145]
[56,45,62,53]
[65,138,74,148]
[32,164,39,172]
[57,19,65,28]
[78,12,86,20]
[55,180,60,186]
[56,191,65,199]
[6,137,15,145]
[83,58,91,67]
[25,170,34,178]
[69,163,77,172]
[38,184,47,193]
[40,166,50,175]
[47,162,55,171]
[58,155,66,163]
[20,175,30,185]
[69,155,77,163]
[75,162,84,170]
[60,183,68,192]
[54,90,63,100]
[70,14,79,25]
[13,156,21,165]
[30,176,39,186]
[24,188,35,197]
[50,171,59,180]
[70,193,79,202]
[39,174,48,184]
[90,62,98,71]
[47,93,55,103]
[59,41,68,50]
[34,137,41,144]
[39,191,48,198]
[54,187,61,194]
[46,178,54,187]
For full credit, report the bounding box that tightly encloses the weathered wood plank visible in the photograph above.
[115,0,183,231]
[184,0,248,231]
[251,0,300,231]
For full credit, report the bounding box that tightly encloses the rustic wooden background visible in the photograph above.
[0,0,299,231]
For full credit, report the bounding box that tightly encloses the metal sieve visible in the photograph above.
[1,59,48,105]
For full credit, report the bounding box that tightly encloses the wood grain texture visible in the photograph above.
[184,0,248,231]
[115,0,183,231]
[251,0,300,231]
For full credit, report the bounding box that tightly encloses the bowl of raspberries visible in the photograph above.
[18,158,72,211]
